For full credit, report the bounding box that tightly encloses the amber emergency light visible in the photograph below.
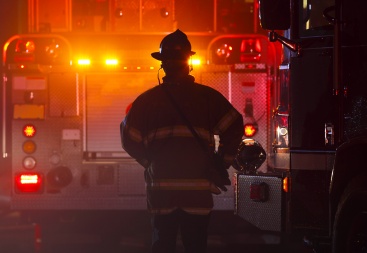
[244,123,257,137]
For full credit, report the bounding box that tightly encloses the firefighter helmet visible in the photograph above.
[151,29,196,61]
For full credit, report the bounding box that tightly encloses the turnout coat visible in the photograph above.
[120,75,243,215]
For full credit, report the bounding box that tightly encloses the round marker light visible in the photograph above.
[23,140,36,154]
[23,125,36,137]
[278,127,288,136]
[244,123,257,137]
[49,152,61,165]
[23,156,37,170]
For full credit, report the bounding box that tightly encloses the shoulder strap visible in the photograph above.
[160,84,229,193]
[160,84,210,155]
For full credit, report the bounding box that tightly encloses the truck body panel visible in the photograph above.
[234,0,367,251]
[2,28,277,211]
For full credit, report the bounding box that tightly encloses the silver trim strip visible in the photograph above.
[2,74,7,158]
[279,64,289,70]
[82,73,87,152]
[291,152,335,171]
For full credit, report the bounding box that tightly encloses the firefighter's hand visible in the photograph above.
[210,183,227,195]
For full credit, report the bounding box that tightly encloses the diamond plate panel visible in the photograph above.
[212,167,236,210]
[49,73,79,117]
[235,174,282,231]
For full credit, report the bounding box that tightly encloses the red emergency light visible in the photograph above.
[15,173,43,193]
[14,39,36,62]
[15,40,35,53]
[216,44,233,59]
[240,38,261,62]
[23,124,36,137]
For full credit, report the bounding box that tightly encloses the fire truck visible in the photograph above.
[234,0,367,252]
[0,0,279,229]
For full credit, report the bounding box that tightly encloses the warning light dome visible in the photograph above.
[244,123,257,137]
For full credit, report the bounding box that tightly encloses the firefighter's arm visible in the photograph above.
[120,108,150,168]
[217,108,244,169]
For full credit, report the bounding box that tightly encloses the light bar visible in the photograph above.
[77,59,91,65]
[105,59,118,65]
[191,59,201,66]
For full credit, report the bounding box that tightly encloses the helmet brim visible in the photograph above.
[151,51,196,61]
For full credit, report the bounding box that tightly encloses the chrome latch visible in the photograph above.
[325,123,334,146]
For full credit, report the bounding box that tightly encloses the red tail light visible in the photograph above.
[15,173,43,193]
[34,223,42,252]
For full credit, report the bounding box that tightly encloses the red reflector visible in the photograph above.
[23,125,36,137]
[250,182,269,202]
[14,55,36,62]
[244,123,257,137]
[34,223,42,252]
[15,173,42,193]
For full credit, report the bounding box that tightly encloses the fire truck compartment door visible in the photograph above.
[85,72,157,156]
